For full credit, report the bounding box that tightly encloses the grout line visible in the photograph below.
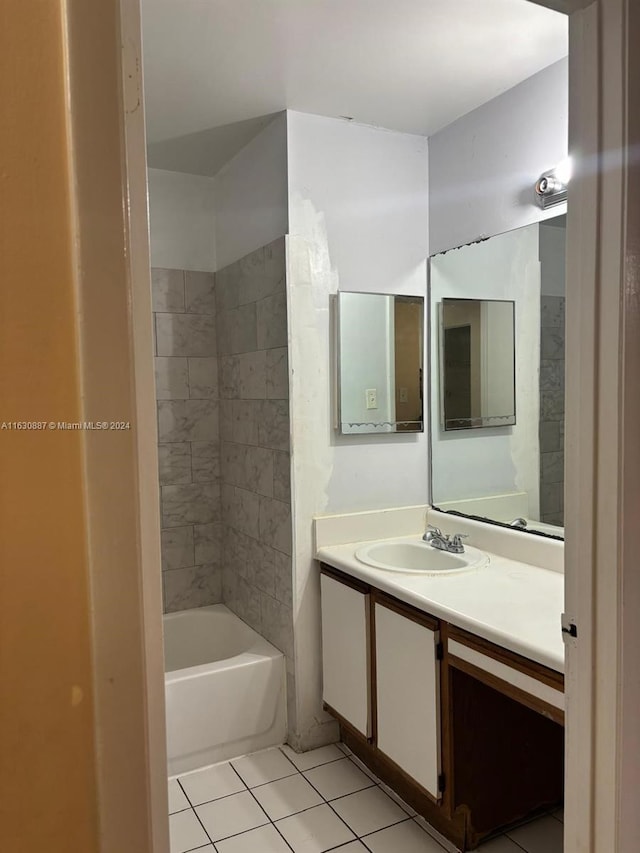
[277,745,348,773]
[174,784,249,810]
[358,818,413,852]
[319,779,377,803]
[344,753,380,782]
[336,754,448,846]
[175,778,216,849]
[503,839,530,853]
[359,811,415,841]
[189,809,270,848]
[174,748,551,853]
[374,780,415,817]
[229,768,298,791]
[360,817,451,852]
[227,762,296,853]
[275,748,360,840]
[413,816,460,853]
[295,755,409,846]
[269,823,297,853]
[285,762,376,803]
[294,772,363,845]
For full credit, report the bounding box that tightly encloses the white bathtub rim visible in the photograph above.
[166,647,284,684]
[164,603,285,675]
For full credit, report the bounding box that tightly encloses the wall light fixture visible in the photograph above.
[535,157,572,208]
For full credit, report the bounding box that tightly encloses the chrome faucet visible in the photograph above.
[422,525,468,554]
[510,517,528,529]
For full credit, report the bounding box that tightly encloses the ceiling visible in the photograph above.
[142,0,567,176]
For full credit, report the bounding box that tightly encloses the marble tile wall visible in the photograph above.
[215,239,295,730]
[152,268,223,612]
[539,295,565,525]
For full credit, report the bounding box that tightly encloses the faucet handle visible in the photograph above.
[451,532,469,549]
[423,524,444,542]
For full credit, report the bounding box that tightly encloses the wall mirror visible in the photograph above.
[429,215,566,538]
[440,298,516,431]
[337,292,424,435]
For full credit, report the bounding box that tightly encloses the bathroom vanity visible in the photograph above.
[316,515,565,851]
[325,216,568,848]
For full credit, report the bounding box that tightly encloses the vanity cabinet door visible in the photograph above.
[374,601,442,800]
[320,572,371,738]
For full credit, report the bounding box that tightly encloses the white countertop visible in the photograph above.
[317,535,565,674]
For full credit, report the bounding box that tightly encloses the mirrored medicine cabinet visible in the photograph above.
[429,215,566,539]
[336,291,424,435]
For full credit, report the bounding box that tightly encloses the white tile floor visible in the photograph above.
[168,743,564,853]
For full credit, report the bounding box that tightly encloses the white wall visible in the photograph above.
[339,293,395,433]
[147,168,216,271]
[285,112,429,747]
[287,112,430,513]
[483,301,516,419]
[213,113,288,269]
[430,225,541,517]
[429,58,568,255]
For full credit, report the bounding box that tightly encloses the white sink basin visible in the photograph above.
[355,538,488,574]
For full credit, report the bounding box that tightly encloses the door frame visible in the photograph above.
[63,1,169,851]
[75,0,640,850]
[559,0,640,850]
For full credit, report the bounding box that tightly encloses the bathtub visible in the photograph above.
[164,604,287,776]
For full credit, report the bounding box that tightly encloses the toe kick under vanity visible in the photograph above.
[315,509,566,852]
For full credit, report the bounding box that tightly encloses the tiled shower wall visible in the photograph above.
[539,295,565,525]
[152,269,223,612]
[152,243,294,727]
[215,238,295,727]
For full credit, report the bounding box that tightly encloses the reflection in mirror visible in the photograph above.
[429,216,566,538]
[440,299,515,430]
[338,292,424,435]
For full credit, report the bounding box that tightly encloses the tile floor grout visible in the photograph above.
[283,752,399,850]
[169,743,563,853]
[229,759,301,853]
[175,777,217,850]
[180,751,409,822]
[270,747,411,851]
[176,755,382,823]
